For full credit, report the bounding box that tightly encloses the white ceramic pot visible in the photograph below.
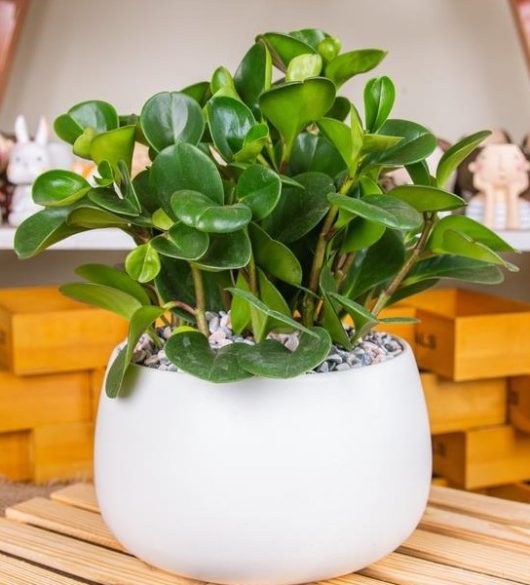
[95,339,431,585]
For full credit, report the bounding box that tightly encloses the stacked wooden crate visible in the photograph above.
[406,288,530,500]
[0,286,127,483]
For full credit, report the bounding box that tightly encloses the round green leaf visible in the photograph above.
[286,53,323,82]
[54,100,119,144]
[289,28,329,50]
[150,143,224,212]
[289,132,346,177]
[237,327,332,378]
[165,327,252,383]
[259,78,336,157]
[194,230,252,271]
[388,185,466,212]
[341,217,386,252]
[210,66,235,94]
[151,222,209,260]
[326,49,387,88]
[66,205,130,228]
[140,92,205,153]
[125,244,161,283]
[32,170,90,207]
[258,32,315,71]
[404,256,505,286]
[90,125,136,174]
[364,76,395,132]
[236,165,281,220]
[171,190,252,233]
[234,42,272,114]
[88,187,141,217]
[180,81,211,106]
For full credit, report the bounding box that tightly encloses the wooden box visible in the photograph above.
[0,431,31,481]
[421,373,507,434]
[0,286,128,375]
[509,376,530,433]
[485,482,530,504]
[0,370,91,433]
[407,288,530,381]
[433,425,530,489]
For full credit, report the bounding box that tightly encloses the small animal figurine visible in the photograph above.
[468,143,530,230]
[0,132,14,224]
[6,116,50,227]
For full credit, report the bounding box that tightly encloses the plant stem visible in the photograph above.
[247,255,262,339]
[190,265,209,336]
[336,253,355,288]
[372,213,435,315]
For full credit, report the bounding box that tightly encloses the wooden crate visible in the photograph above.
[32,421,94,483]
[0,483,527,584]
[0,370,91,433]
[509,376,530,433]
[485,482,530,504]
[90,368,105,419]
[0,430,31,481]
[0,286,128,375]
[407,288,530,381]
[433,425,530,489]
[421,372,507,435]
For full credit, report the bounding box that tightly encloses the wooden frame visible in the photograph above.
[510,0,530,74]
[0,0,28,108]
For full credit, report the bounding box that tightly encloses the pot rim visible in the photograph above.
[122,335,413,383]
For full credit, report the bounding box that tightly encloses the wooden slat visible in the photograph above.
[324,576,389,585]
[400,529,530,583]
[0,552,83,584]
[0,518,203,585]
[6,497,124,551]
[429,485,530,528]
[360,552,516,585]
[420,505,530,553]
[50,482,98,512]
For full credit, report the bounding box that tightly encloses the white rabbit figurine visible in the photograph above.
[7,115,51,226]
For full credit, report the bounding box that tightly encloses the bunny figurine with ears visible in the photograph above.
[6,115,51,226]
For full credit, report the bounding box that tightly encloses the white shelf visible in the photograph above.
[0,227,134,251]
[0,227,528,252]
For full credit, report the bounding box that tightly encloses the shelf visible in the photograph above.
[0,228,133,251]
[0,227,529,252]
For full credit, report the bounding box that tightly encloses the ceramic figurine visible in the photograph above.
[0,132,14,224]
[6,116,50,226]
[467,143,530,230]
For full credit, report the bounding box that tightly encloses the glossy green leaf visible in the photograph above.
[259,78,336,157]
[140,91,204,153]
[195,230,252,271]
[90,125,136,174]
[325,96,351,121]
[262,172,334,243]
[166,327,252,383]
[230,273,252,335]
[181,81,211,106]
[14,208,83,259]
[210,66,235,94]
[318,36,341,61]
[366,119,437,166]
[66,205,130,228]
[154,256,196,319]
[328,193,423,230]
[405,160,431,186]
[227,287,315,336]
[207,96,257,161]
[249,223,302,285]
[289,28,329,50]
[75,264,151,305]
[388,185,466,212]
[125,244,162,283]
[59,282,141,320]
[342,217,386,252]
[364,76,395,132]
[234,43,272,114]
[326,49,387,87]
[361,133,402,153]
[32,170,90,207]
[258,32,315,71]
[286,53,323,81]
[319,265,351,349]
[236,165,281,220]
[87,187,141,217]
[73,127,97,158]
[106,305,166,398]
[436,130,491,188]
[289,132,346,177]
[152,208,173,230]
[403,256,505,286]
[54,100,119,144]
[317,117,359,169]
[237,327,332,378]
[132,170,159,213]
[234,123,269,162]
[150,143,224,212]
[151,222,209,260]
[171,190,252,233]
[329,292,379,341]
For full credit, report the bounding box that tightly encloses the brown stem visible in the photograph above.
[190,265,209,336]
[164,300,197,317]
[372,213,435,315]
[336,253,355,288]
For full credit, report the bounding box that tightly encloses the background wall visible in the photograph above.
[1,0,529,297]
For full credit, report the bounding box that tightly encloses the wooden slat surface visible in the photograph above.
[1,484,528,585]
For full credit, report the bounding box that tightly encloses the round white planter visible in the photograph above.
[95,339,431,585]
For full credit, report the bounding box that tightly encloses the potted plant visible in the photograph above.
[15,29,516,585]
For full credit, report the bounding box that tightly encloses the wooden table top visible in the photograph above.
[0,483,529,584]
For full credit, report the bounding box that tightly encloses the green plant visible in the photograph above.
[15,29,516,395]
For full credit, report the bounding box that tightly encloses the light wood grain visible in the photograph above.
[420,505,530,553]
[50,482,99,512]
[6,496,123,551]
[0,518,203,585]
[0,552,83,584]
[400,528,530,583]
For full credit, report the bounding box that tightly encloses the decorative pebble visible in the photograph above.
[131,312,404,374]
